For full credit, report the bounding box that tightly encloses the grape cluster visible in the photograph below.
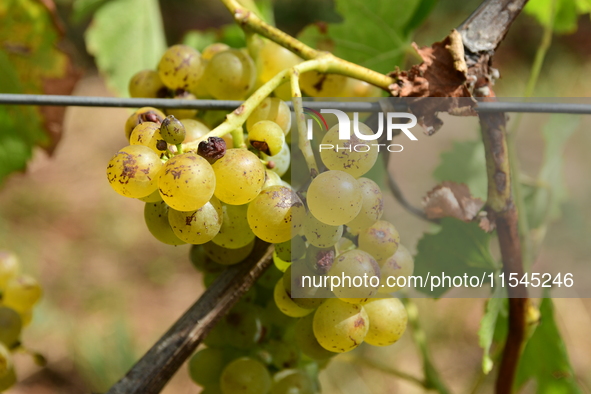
[109,41,414,394]
[0,251,44,391]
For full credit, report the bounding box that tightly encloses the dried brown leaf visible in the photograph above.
[423,181,485,222]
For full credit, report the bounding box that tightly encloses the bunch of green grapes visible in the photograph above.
[111,40,411,394]
[0,251,44,391]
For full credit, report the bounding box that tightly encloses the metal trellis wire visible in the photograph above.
[1,94,591,114]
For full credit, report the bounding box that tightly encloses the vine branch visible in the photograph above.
[106,241,273,394]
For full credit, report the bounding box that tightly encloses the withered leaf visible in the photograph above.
[423,181,484,222]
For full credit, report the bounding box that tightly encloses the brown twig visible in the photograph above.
[106,241,273,394]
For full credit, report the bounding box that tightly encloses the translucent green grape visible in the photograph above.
[273,279,313,318]
[160,115,186,145]
[246,97,291,135]
[272,253,291,273]
[0,307,21,347]
[307,170,362,226]
[248,120,285,156]
[247,186,305,244]
[303,211,343,248]
[204,240,255,265]
[204,49,256,100]
[358,220,400,261]
[188,347,225,387]
[213,203,255,249]
[341,78,382,98]
[157,44,203,91]
[256,40,301,100]
[129,122,166,153]
[212,149,266,205]
[346,178,383,232]
[3,275,42,313]
[363,297,407,346]
[320,123,378,178]
[144,201,186,246]
[202,43,230,60]
[168,197,223,244]
[220,357,271,394]
[181,118,211,143]
[274,236,306,262]
[312,298,368,353]
[328,249,380,303]
[124,107,165,140]
[264,339,300,370]
[294,314,335,360]
[0,252,19,291]
[262,142,290,177]
[378,244,414,294]
[224,302,265,349]
[158,152,215,211]
[106,145,163,198]
[128,69,166,98]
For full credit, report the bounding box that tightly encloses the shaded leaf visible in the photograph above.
[85,0,167,96]
[478,286,507,374]
[524,114,580,229]
[423,181,484,222]
[414,218,497,297]
[516,297,581,393]
[72,0,113,22]
[433,139,488,200]
[297,0,431,74]
[524,0,589,34]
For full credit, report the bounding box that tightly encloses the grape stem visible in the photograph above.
[218,0,395,89]
[290,68,319,177]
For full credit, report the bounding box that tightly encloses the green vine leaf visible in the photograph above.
[525,0,591,34]
[414,218,497,297]
[85,0,167,96]
[432,139,488,201]
[516,296,581,393]
[297,0,434,74]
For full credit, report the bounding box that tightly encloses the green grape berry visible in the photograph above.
[204,49,256,100]
[160,115,186,145]
[168,197,223,245]
[212,149,266,205]
[158,44,203,91]
[0,307,21,347]
[363,297,407,346]
[378,244,414,294]
[246,97,292,135]
[346,178,383,232]
[144,201,186,246]
[107,145,163,198]
[188,347,225,387]
[307,170,362,226]
[220,357,271,394]
[358,220,400,261]
[129,122,167,153]
[3,275,42,313]
[203,240,255,265]
[248,120,285,156]
[312,298,368,353]
[128,69,167,98]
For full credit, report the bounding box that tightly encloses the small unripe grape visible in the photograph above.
[168,197,223,245]
[246,97,292,135]
[273,279,313,318]
[204,49,256,100]
[128,69,167,98]
[180,118,210,143]
[203,240,255,265]
[313,298,368,353]
[220,357,271,394]
[202,42,230,60]
[157,44,203,91]
[160,115,186,145]
[188,347,225,387]
[0,307,22,347]
[144,201,186,246]
[248,120,285,156]
[294,314,336,360]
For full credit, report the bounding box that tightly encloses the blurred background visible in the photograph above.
[1,0,590,393]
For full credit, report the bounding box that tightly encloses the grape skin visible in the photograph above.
[0,307,21,347]
[129,122,166,153]
[204,240,255,265]
[273,279,313,318]
[346,178,383,233]
[247,186,305,244]
[168,197,223,245]
[262,142,290,177]
[212,149,266,205]
[144,201,186,246]
[106,145,163,198]
[307,170,363,226]
[270,369,315,394]
[188,347,225,387]
[3,275,42,314]
[320,123,379,178]
[157,44,203,91]
[300,71,347,97]
[358,220,400,261]
[202,42,230,60]
[180,118,210,143]
[204,49,256,100]
[246,97,292,135]
[256,40,301,100]
[248,120,285,156]
[312,298,369,353]
[220,357,271,394]
[303,211,343,249]
[160,115,186,145]
[363,297,408,346]
[128,69,166,98]
[0,252,19,291]
[124,107,165,140]
[213,203,255,249]
[294,314,335,360]
[158,152,215,212]
[378,244,414,294]
[328,249,380,303]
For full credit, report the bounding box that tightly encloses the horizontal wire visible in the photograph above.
[1,94,591,114]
